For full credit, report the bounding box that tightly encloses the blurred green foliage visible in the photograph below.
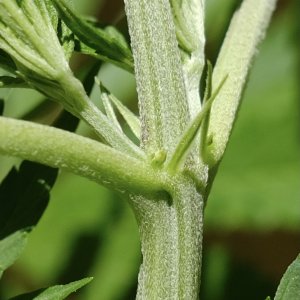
[0,0,299,299]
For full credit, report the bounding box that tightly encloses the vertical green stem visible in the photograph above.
[58,74,144,159]
[129,176,203,299]
[124,0,189,154]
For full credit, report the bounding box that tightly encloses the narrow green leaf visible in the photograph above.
[124,0,189,154]
[101,93,122,131]
[274,254,300,300]
[96,80,141,139]
[206,0,277,166]
[0,76,28,88]
[95,79,122,131]
[167,75,227,173]
[9,277,93,300]
[73,30,128,67]
[79,98,143,158]
[0,161,58,239]
[51,0,133,71]
[109,93,141,140]
[74,38,100,58]
[58,19,75,60]
[0,230,29,279]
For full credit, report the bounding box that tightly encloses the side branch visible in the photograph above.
[206,0,277,165]
[0,117,164,195]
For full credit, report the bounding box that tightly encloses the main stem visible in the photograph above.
[129,176,204,299]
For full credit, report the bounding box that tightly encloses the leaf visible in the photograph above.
[51,0,133,72]
[9,277,93,300]
[95,78,121,131]
[206,0,277,166]
[274,254,300,300]
[167,75,227,172]
[0,161,58,239]
[109,93,141,140]
[96,80,141,139]
[74,38,99,58]
[0,230,29,279]
[58,19,75,60]
[101,93,122,131]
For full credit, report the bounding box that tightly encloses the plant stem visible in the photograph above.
[0,117,164,195]
[129,176,203,299]
[206,0,277,165]
[58,74,144,159]
[124,0,189,154]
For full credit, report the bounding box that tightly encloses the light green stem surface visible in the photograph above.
[56,74,144,159]
[0,117,163,195]
[207,0,277,165]
[124,0,189,154]
[130,176,203,300]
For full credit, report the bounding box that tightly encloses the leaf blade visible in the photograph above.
[274,254,300,300]
[51,0,133,71]
[0,230,29,279]
[109,93,141,139]
[96,80,141,139]
[95,79,122,132]
[167,75,227,172]
[9,277,93,300]
[0,161,58,239]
